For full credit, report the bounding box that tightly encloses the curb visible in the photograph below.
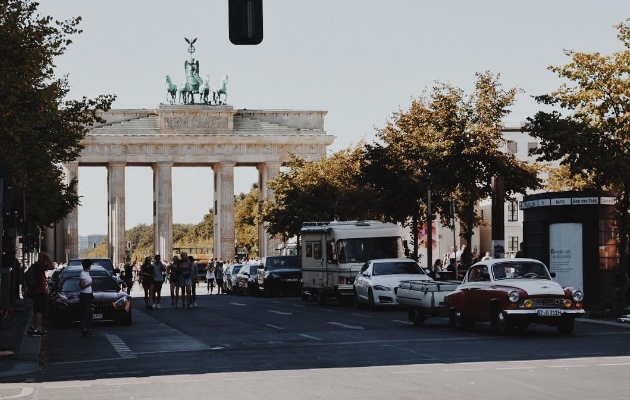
[0,308,41,379]
[577,317,630,330]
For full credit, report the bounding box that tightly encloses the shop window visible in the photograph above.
[508,201,519,222]
[305,242,313,258]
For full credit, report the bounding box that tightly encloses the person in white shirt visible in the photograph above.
[79,259,94,337]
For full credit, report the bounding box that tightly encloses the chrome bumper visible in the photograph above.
[504,309,585,316]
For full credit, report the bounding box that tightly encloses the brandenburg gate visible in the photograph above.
[50,105,333,264]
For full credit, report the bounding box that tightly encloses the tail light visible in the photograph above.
[339,277,345,285]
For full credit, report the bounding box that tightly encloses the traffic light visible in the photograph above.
[229,0,263,45]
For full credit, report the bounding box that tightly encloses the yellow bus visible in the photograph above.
[172,247,213,265]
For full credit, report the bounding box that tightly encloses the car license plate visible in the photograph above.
[537,309,561,317]
[93,313,103,320]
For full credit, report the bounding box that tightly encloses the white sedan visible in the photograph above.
[353,258,430,310]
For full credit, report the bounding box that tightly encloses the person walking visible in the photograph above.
[152,255,166,309]
[178,253,193,308]
[123,262,134,294]
[26,252,53,337]
[167,256,181,307]
[188,255,198,307]
[206,259,215,293]
[214,259,224,295]
[79,259,95,337]
[140,257,154,309]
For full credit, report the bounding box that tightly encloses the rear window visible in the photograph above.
[232,265,243,274]
[61,277,120,292]
[264,257,301,270]
[373,261,424,276]
[250,265,259,274]
[68,259,114,273]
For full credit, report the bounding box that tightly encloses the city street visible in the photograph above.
[1,286,630,399]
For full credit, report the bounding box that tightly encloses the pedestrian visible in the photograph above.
[26,252,53,337]
[167,256,181,307]
[482,252,492,261]
[214,259,224,294]
[188,255,198,307]
[152,254,166,309]
[123,262,134,294]
[515,242,525,258]
[140,256,154,309]
[79,259,95,337]
[206,259,215,293]
[178,253,193,308]
[432,258,443,273]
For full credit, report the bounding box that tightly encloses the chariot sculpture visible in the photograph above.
[164,38,229,105]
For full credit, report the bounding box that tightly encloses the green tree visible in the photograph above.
[0,0,115,228]
[86,238,108,259]
[235,184,259,256]
[526,19,630,307]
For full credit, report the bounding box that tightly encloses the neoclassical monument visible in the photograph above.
[48,105,334,264]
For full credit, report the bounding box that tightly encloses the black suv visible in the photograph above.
[257,256,302,297]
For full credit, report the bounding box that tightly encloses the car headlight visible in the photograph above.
[508,290,519,303]
[373,285,391,291]
[572,290,584,302]
[113,297,129,308]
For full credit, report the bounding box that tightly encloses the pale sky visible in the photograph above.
[37,0,630,236]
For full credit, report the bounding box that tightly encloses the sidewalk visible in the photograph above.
[0,300,41,380]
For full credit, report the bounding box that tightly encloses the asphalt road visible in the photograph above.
[2,285,630,399]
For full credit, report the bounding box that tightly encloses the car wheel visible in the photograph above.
[491,306,512,334]
[368,289,376,311]
[449,309,467,330]
[557,318,575,335]
[317,291,326,305]
[409,309,425,326]
[353,290,361,309]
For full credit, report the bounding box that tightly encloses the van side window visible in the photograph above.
[313,242,322,259]
[306,242,313,258]
[327,240,337,264]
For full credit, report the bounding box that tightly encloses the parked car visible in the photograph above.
[50,272,132,326]
[48,266,113,299]
[444,258,585,334]
[236,264,260,296]
[257,256,302,297]
[68,258,114,275]
[353,258,430,310]
[223,264,243,294]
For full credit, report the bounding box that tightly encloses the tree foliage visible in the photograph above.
[0,0,115,228]
[235,184,259,256]
[526,18,630,306]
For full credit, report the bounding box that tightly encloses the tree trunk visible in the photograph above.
[412,212,419,261]
[462,199,475,267]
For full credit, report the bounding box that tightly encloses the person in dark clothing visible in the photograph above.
[123,262,134,294]
[515,242,525,258]
[140,257,155,309]
[27,252,54,337]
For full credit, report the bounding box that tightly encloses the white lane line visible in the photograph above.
[265,324,285,330]
[390,370,427,374]
[495,367,537,371]
[273,301,283,304]
[327,322,364,330]
[299,333,322,341]
[292,304,306,308]
[0,387,35,398]
[230,302,247,306]
[598,362,630,366]
[321,309,336,313]
[267,310,292,315]
[45,385,92,389]
[392,319,414,325]
[104,382,149,386]
[546,365,587,369]
[105,334,136,359]
[351,313,372,318]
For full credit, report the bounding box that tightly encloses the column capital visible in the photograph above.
[154,161,174,168]
[108,162,127,168]
[63,161,79,168]
[216,161,236,168]
[258,161,283,169]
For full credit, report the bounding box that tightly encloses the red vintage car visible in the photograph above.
[444,258,584,335]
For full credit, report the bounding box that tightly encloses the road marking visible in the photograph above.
[442,368,485,372]
[265,324,285,330]
[597,362,630,366]
[546,365,587,368]
[45,385,92,389]
[105,334,136,359]
[392,319,414,325]
[292,304,306,308]
[390,370,427,374]
[223,377,263,381]
[273,301,283,304]
[267,310,292,315]
[495,367,537,370]
[0,388,35,398]
[327,322,364,330]
[230,302,247,306]
[351,313,372,318]
[299,333,322,341]
[104,382,149,386]
[321,309,336,312]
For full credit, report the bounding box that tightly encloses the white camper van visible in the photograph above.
[301,221,406,304]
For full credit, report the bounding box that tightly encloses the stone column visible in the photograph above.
[107,163,126,266]
[213,162,235,260]
[62,162,79,261]
[258,162,282,257]
[153,162,173,260]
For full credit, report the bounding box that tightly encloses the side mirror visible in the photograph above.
[550,272,556,278]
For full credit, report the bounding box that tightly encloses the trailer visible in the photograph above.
[395,279,460,325]
[301,221,406,304]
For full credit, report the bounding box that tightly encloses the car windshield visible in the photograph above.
[68,259,114,273]
[337,237,403,263]
[373,261,424,276]
[492,262,551,280]
[232,265,243,274]
[61,277,120,292]
[249,265,260,274]
[265,257,301,270]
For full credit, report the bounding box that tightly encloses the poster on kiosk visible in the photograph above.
[549,223,584,291]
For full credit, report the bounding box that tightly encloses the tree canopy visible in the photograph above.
[0,0,115,228]
[235,184,259,256]
[526,18,630,307]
